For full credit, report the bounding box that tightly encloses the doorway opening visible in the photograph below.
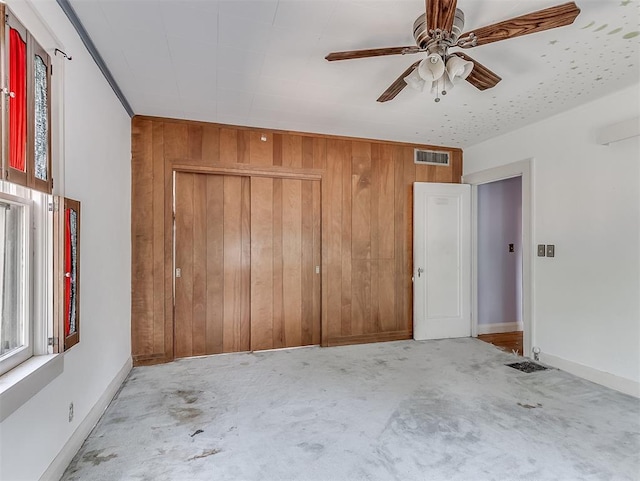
[463,159,532,358]
[476,176,523,355]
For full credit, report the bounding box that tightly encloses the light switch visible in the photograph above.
[547,245,555,257]
[509,243,514,253]
[537,244,546,257]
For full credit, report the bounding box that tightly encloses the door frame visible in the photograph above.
[171,163,325,358]
[462,159,533,357]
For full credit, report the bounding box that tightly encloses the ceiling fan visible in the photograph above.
[325,0,581,102]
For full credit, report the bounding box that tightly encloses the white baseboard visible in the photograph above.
[477,322,523,335]
[40,357,132,481]
[540,352,640,398]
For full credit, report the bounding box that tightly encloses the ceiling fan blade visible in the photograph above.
[325,46,421,61]
[452,53,501,90]
[377,61,421,102]
[459,1,580,48]
[426,0,458,33]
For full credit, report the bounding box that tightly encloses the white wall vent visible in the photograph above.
[414,149,450,166]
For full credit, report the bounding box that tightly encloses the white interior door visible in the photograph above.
[413,182,471,340]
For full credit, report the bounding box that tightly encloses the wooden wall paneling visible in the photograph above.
[238,130,251,164]
[191,174,207,356]
[393,146,407,332]
[205,175,224,354]
[164,123,189,360]
[152,122,166,357]
[402,149,416,331]
[220,128,238,163]
[314,138,329,346]
[239,176,252,350]
[282,178,303,347]
[301,178,315,345]
[376,144,397,332]
[201,124,220,164]
[312,181,322,345]
[341,142,352,336]
[188,124,203,161]
[378,144,396,260]
[272,178,284,348]
[251,177,275,350]
[273,134,283,166]
[325,141,344,342]
[282,135,302,169]
[131,119,154,357]
[131,115,464,362]
[378,259,397,332]
[370,145,381,333]
[435,165,453,183]
[452,150,463,183]
[249,131,272,166]
[312,138,327,171]
[351,141,372,335]
[351,142,372,261]
[174,173,194,357]
[301,137,314,170]
[223,176,251,352]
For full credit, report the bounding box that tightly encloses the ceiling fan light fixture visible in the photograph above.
[445,56,474,84]
[404,68,426,91]
[418,54,445,82]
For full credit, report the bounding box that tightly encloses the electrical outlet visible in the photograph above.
[537,244,546,257]
[508,243,514,253]
[69,402,74,422]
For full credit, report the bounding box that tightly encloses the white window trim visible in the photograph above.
[0,183,58,420]
[0,192,33,374]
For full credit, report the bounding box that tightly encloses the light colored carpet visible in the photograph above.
[62,339,640,481]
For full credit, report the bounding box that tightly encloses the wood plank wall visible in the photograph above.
[131,116,463,365]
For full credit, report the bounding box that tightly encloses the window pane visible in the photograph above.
[65,208,78,335]
[34,55,48,181]
[9,28,27,173]
[0,203,27,357]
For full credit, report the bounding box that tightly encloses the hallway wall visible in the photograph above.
[477,177,523,333]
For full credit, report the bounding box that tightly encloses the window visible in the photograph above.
[2,5,53,194]
[0,192,32,374]
[0,5,76,381]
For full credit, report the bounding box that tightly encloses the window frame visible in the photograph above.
[0,191,33,376]
[1,5,53,194]
[53,196,80,352]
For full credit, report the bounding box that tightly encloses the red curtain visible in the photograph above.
[9,28,27,172]
[65,208,72,336]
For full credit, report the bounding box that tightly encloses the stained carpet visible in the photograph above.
[62,339,640,481]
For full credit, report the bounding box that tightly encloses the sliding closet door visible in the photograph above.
[174,172,250,358]
[250,177,321,351]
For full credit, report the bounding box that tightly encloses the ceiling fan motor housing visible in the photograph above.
[413,8,465,48]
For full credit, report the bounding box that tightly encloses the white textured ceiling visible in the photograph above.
[69,0,640,148]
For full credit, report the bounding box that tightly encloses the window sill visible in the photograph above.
[0,354,64,422]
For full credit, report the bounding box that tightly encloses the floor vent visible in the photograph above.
[506,361,548,373]
[414,149,450,166]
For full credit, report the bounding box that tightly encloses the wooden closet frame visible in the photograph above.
[170,162,326,356]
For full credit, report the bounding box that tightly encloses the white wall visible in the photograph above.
[465,84,640,391]
[478,177,522,328]
[0,1,132,479]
